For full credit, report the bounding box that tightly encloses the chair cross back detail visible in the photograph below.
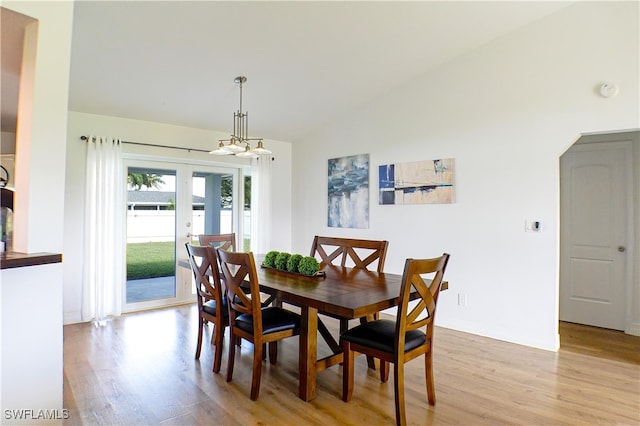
[219,252,259,316]
[397,255,449,346]
[186,244,224,310]
[198,233,236,252]
[203,232,275,307]
[310,236,389,272]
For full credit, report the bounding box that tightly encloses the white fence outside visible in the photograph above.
[127,210,251,243]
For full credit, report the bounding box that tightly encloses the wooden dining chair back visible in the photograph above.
[198,232,237,291]
[201,232,275,307]
[341,253,450,426]
[198,233,236,251]
[217,249,301,400]
[310,236,390,369]
[185,243,228,373]
[310,235,389,272]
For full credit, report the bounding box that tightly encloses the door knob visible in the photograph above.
[618,246,626,252]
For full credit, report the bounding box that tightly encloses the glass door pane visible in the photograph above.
[186,166,240,296]
[125,165,177,306]
[191,171,234,243]
[123,160,243,311]
[242,172,251,251]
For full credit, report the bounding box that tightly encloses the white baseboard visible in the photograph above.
[625,322,640,336]
[63,310,83,325]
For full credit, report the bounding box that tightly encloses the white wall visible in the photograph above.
[63,112,292,323]
[8,1,72,253]
[291,1,639,350]
[1,263,64,423]
[1,1,74,422]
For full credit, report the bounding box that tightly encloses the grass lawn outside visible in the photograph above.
[127,241,175,280]
[127,238,251,280]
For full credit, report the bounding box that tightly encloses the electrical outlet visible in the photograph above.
[457,292,467,307]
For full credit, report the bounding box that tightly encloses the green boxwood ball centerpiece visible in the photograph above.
[262,251,321,277]
[298,256,320,276]
[274,252,291,271]
[263,251,279,268]
[287,254,303,272]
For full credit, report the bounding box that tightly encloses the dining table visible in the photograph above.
[253,254,448,402]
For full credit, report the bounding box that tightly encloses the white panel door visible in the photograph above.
[560,141,631,330]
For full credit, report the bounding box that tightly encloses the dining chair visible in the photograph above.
[310,235,389,273]
[185,243,228,373]
[200,232,274,306]
[340,253,450,426]
[217,249,301,401]
[310,235,389,368]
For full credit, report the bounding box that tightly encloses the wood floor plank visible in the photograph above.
[63,305,640,425]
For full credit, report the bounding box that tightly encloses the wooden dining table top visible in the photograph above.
[255,262,405,318]
[254,254,447,316]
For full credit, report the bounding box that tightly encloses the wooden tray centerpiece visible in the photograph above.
[260,251,325,279]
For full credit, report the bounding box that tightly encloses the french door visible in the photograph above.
[123,158,242,312]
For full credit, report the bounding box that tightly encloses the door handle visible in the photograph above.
[618,246,626,252]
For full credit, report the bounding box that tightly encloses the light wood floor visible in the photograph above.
[63,305,640,425]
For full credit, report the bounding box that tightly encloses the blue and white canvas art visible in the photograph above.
[379,158,455,205]
[328,154,369,228]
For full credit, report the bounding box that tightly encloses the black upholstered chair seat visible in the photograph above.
[341,319,426,354]
[202,297,228,317]
[236,307,300,334]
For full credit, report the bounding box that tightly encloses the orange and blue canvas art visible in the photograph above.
[379,158,454,205]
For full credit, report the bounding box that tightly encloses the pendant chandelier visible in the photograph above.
[209,76,271,158]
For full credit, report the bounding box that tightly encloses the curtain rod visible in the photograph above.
[80,135,210,153]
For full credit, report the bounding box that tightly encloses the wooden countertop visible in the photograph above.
[0,251,63,270]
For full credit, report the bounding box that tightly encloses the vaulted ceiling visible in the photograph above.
[3,1,573,145]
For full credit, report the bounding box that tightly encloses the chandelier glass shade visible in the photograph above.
[209,76,271,159]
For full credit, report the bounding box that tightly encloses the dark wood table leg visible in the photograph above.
[299,305,318,401]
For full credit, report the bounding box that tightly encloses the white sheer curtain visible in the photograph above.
[82,136,125,325]
[250,153,272,253]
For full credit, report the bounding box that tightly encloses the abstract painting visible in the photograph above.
[328,154,369,228]
[379,158,454,205]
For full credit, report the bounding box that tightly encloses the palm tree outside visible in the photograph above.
[127,172,165,190]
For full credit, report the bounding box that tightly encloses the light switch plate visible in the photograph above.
[525,220,542,232]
